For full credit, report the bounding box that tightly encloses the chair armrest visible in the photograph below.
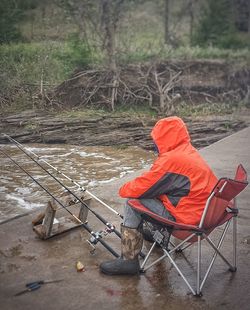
[127,199,200,232]
[226,200,239,214]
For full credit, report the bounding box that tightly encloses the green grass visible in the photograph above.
[175,101,247,117]
[118,44,250,65]
[59,105,158,120]
[1,41,249,95]
[1,41,249,93]
[0,40,94,89]
[58,101,249,121]
[0,42,67,86]
[0,40,97,112]
[59,109,108,119]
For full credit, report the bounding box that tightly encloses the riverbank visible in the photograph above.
[1,108,250,150]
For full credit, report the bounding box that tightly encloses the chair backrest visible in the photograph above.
[199,165,248,229]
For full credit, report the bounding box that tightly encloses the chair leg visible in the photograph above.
[205,223,234,269]
[200,221,234,291]
[169,233,196,254]
[232,216,237,272]
[140,242,158,270]
[196,235,202,296]
[176,242,193,252]
[163,248,196,295]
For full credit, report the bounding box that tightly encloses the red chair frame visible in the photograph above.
[128,164,248,296]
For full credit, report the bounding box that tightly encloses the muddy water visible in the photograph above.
[0,143,154,223]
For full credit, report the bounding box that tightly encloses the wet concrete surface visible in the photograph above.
[0,127,250,310]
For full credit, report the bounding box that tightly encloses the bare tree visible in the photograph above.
[164,0,170,44]
[100,0,125,71]
[233,0,250,32]
[56,0,100,47]
[55,0,129,110]
[188,0,194,42]
[150,65,182,113]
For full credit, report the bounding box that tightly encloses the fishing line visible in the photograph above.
[0,148,119,258]
[4,134,123,219]
[3,138,121,238]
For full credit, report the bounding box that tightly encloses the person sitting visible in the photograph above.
[100,116,218,275]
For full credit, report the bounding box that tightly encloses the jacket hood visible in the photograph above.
[151,117,191,154]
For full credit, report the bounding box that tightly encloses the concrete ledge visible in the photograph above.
[0,127,249,310]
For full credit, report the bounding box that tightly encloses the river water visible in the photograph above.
[0,143,154,223]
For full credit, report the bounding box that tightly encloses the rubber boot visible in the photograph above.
[100,224,143,275]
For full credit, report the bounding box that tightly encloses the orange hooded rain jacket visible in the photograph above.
[119,117,218,225]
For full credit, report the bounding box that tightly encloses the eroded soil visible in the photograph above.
[1,109,250,150]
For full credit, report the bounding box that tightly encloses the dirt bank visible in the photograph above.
[49,60,250,112]
[0,109,250,149]
[1,59,250,149]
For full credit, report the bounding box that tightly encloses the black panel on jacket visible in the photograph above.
[140,172,190,207]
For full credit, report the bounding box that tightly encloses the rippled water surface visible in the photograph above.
[0,143,153,223]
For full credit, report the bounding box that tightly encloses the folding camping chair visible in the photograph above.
[128,164,248,296]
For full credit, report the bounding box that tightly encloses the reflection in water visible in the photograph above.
[0,143,153,222]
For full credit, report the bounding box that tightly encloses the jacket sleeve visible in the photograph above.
[119,160,163,198]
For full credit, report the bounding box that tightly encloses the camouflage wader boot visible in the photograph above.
[100,224,143,275]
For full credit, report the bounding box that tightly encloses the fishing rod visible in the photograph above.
[5,136,121,239]
[4,134,123,219]
[0,148,119,258]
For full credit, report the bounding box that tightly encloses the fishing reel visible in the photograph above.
[86,227,114,255]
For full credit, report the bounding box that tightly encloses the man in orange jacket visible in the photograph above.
[100,116,217,275]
